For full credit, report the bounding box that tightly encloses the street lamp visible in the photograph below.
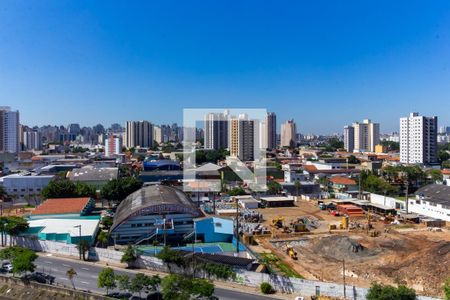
[74,225,82,260]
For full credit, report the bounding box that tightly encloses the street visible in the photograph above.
[34,255,280,300]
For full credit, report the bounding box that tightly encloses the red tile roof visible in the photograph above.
[304,165,318,172]
[32,197,91,215]
[330,176,357,185]
[442,169,450,175]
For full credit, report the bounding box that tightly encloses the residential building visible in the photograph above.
[400,112,438,164]
[229,114,255,161]
[343,125,355,152]
[411,184,450,222]
[22,129,42,151]
[153,125,162,144]
[125,120,153,148]
[0,106,20,153]
[260,112,277,150]
[204,111,229,150]
[280,119,297,148]
[104,135,122,157]
[348,119,380,152]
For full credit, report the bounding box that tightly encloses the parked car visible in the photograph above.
[21,272,55,284]
[107,292,132,299]
[1,262,13,273]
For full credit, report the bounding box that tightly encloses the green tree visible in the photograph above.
[426,169,443,183]
[41,179,96,199]
[347,155,359,164]
[0,185,7,201]
[0,246,38,276]
[443,277,450,300]
[66,267,77,289]
[97,231,109,248]
[100,177,143,205]
[366,282,416,300]
[260,282,275,294]
[267,181,282,195]
[228,187,247,196]
[294,180,301,196]
[115,274,130,293]
[97,267,116,295]
[4,216,29,246]
[156,246,186,270]
[380,140,400,151]
[161,274,214,300]
[130,273,150,298]
[101,216,113,228]
[76,239,90,261]
[121,245,138,268]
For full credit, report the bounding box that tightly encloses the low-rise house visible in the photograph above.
[411,184,450,222]
[329,176,358,194]
[442,169,450,186]
[0,174,54,203]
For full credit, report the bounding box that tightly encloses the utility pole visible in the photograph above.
[358,173,362,200]
[405,175,409,214]
[74,225,82,260]
[342,259,346,299]
[235,198,240,254]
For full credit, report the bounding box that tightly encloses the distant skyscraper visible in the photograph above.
[229,114,254,161]
[280,119,297,148]
[153,126,162,144]
[0,106,20,153]
[204,111,229,150]
[125,121,153,148]
[261,112,277,150]
[400,112,438,164]
[105,135,122,157]
[350,119,380,152]
[343,125,355,153]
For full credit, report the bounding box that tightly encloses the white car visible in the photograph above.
[2,262,13,273]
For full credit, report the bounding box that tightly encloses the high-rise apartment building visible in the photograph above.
[343,125,355,152]
[229,114,255,161]
[280,119,297,148]
[22,130,42,151]
[125,121,153,148]
[261,112,277,150]
[400,112,438,164]
[204,111,229,150]
[105,135,122,157]
[0,106,20,153]
[153,126,162,144]
[346,119,379,152]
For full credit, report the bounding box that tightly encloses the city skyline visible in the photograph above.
[1,1,450,133]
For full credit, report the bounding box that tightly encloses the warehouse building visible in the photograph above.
[110,185,203,245]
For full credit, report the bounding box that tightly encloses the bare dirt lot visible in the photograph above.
[252,200,450,298]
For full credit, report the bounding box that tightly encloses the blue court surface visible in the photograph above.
[137,242,246,256]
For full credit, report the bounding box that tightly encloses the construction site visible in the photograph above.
[233,198,450,298]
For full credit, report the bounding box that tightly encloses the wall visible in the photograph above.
[8,236,439,300]
[370,193,405,210]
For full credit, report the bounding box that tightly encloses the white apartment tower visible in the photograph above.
[0,107,20,153]
[153,126,162,144]
[350,119,380,152]
[125,121,153,148]
[204,111,229,150]
[229,114,255,161]
[261,112,277,150]
[400,112,438,164]
[280,119,297,148]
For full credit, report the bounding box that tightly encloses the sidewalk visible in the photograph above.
[37,252,294,300]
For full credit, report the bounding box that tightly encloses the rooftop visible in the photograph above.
[67,167,118,182]
[330,176,357,185]
[415,184,450,206]
[28,218,99,237]
[32,197,92,215]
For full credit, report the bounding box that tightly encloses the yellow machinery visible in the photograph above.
[286,245,298,260]
[292,222,307,232]
[340,216,349,229]
[271,216,284,229]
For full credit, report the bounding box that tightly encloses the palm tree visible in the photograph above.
[97,231,109,248]
[66,267,77,289]
[76,240,90,261]
[294,180,302,197]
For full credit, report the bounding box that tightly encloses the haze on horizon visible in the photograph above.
[1,1,450,134]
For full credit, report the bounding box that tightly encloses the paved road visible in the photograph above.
[34,255,279,300]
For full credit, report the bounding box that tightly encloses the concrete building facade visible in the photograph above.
[0,107,20,153]
[400,113,438,165]
[229,115,255,161]
[280,119,297,148]
[125,120,153,148]
[343,125,355,153]
[204,111,229,150]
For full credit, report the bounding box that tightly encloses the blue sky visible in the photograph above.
[1,1,450,134]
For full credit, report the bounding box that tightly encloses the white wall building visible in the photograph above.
[204,111,229,150]
[125,120,153,149]
[348,119,379,152]
[400,112,438,164]
[343,125,355,152]
[0,174,54,203]
[153,126,162,144]
[23,130,42,150]
[409,184,450,222]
